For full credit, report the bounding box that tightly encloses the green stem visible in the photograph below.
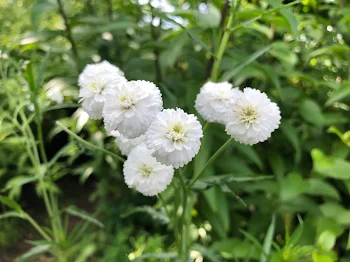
[211,0,241,82]
[178,172,188,261]
[189,137,233,187]
[56,121,125,163]
[158,194,171,219]
[25,213,52,242]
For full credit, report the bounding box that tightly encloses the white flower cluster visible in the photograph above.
[78,61,280,196]
[195,82,281,145]
[78,61,203,196]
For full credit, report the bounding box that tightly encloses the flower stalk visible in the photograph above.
[211,0,241,82]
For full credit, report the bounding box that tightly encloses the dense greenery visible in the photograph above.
[0,0,350,261]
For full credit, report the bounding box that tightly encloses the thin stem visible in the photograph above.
[158,194,171,219]
[178,172,188,261]
[56,121,125,163]
[41,179,59,241]
[150,4,162,85]
[106,0,113,20]
[189,137,233,187]
[56,0,79,62]
[211,0,241,82]
[25,213,52,242]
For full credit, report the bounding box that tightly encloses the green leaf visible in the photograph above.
[299,99,324,126]
[192,244,222,262]
[280,121,301,163]
[327,126,350,147]
[307,178,340,200]
[240,230,266,258]
[280,173,309,201]
[261,215,276,262]
[211,238,260,260]
[0,211,25,220]
[325,84,350,107]
[289,215,304,245]
[265,0,299,38]
[220,184,247,207]
[15,244,51,262]
[233,142,264,170]
[221,45,271,81]
[320,202,350,226]
[312,149,350,179]
[121,206,169,224]
[196,4,221,28]
[74,244,97,262]
[31,1,56,30]
[133,252,177,261]
[193,174,273,191]
[0,196,23,213]
[307,45,350,60]
[64,206,104,228]
[268,41,298,67]
[317,231,336,251]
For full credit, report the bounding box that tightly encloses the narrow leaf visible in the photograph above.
[64,206,104,228]
[261,215,276,262]
[0,196,23,213]
[222,45,271,81]
[15,244,51,262]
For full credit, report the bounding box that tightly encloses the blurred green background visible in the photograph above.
[0,0,350,261]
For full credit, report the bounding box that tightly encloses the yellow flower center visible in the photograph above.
[167,123,185,141]
[240,106,258,124]
[140,164,153,177]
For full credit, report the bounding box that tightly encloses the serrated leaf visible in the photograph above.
[64,206,104,228]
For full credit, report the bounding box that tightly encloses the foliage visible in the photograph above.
[0,0,350,261]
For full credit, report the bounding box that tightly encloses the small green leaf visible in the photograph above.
[265,0,299,38]
[312,149,350,179]
[0,211,25,220]
[307,178,340,200]
[121,206,169,224]
[299,99,324,126]
[317,231,336,251]
[0,196,23,213]
[221,45,271,81]
[320,202,350,226]
[325,84,350,107]
[261,215,276,262]
[64,206,104,228]
[15,244,51,262]
[280,173,309,201]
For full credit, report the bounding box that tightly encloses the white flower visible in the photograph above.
[47,86,64,104]
[195,81,242,124]
[123,144,174,196]
[78,60,125,119]
[145,108,203,168]
[103,80,163,139]
[110,130,145,156]
[225,87,281,145]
